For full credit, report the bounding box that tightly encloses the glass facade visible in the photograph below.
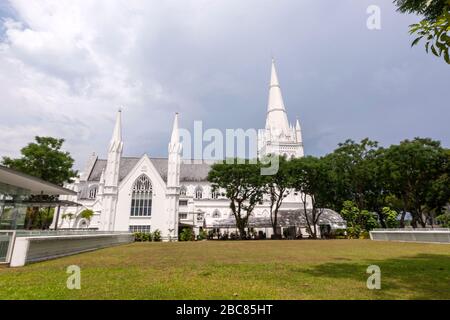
[0,182,30,230]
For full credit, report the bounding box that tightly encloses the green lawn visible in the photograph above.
[0,240,449,300]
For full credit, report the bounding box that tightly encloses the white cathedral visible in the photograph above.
[55,60,344,240]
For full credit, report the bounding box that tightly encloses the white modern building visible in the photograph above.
[54,60,344,240]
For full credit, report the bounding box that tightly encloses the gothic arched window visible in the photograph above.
[130,175,153,217]
[194,186,203,199]
[180,186,187,197]
[88,186,98,199]
[211,190,219,199]
[212,210,221,219]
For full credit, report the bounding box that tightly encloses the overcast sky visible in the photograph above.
[0,0,448,169]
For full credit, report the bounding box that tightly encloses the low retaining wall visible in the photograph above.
[370,230,450,244]
[10,232,134,267]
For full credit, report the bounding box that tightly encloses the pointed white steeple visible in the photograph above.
[104,109,123,187]
[295,118,303,143]
[109,109,123,152]
[164,112,182,241]
[102,109,124,231]
[170,112,180,146]
[168,112,182,187]
[265,58,290,136]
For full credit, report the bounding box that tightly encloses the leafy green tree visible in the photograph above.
[394,0,450,64]
[2,136,77,186]
[382,207,400,228]
[80,209,94,221]
[261,156,292,237]
[341,201,380,238]
[179,228,195,241]
[290,156,333,239]
[208,159,265,239]
[436,211,450,227]
[380,138,448,227]
[324,139,384,214]
[2,136,77,229]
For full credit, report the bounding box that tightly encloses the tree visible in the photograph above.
[436,211,450,227]
[382,207,400,228]
[380,138,448,227]
[394,0,450,64]
[290,156,332,239]
[80,209,94,221]
[208,159,265,239]
[2,136,77,186]
[340,201,380,238]
[324,139,385,216]
[2,136,77,229]
[262,156,292,238]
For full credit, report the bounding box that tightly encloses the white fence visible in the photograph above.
[1,230,134,267]
[0,231,15,264]
[370,229,450,244]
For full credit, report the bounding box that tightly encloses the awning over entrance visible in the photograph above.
[203,209,346,229]
[0,165,76,196]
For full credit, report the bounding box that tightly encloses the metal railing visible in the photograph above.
[15,230,132,238]
[0,231,16,264]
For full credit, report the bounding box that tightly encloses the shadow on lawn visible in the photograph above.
[301,254,450,300]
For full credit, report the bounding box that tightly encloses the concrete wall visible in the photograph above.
[10,233,134,267]
[370,230,450,244]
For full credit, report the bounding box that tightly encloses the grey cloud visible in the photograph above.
[0,0,448,170]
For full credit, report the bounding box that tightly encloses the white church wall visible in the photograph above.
[115,156,167,233]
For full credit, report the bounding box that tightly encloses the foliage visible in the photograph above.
[79,209,94,221]
[261,156,292,236]
[27,207,55,230]
[134,230,161,242]
[290,156,333,238]
[380,138,449,227]
[179,228,195,241]
[340,201,380,238]
[393,0,449,21]
[197,229,208,240]
[323,139,383,214]
[208,159,266,239]
[382,207,400,228]
[1,136,78,230]
[393,0,450,64]
[2,136,77,186]
[410,11,450,64]
[152,229,162,242]
[62,213,74,221]
[436,212,450,227]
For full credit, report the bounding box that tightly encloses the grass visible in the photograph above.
[0,240,449,300]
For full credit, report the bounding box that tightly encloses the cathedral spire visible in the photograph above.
[109,109,123,151]
[266,58,290,135]
[296,118,303,143]
[170,112,179,145]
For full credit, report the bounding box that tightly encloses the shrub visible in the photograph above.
[152,229,162,242]
[197,229,208,240]
[80,209,94,221]
[334,229,347,239]
[134,232,143,242]
[383,207,400,228]
[179,228,195,241]
[437,212,450,227]
[359,231,370,239]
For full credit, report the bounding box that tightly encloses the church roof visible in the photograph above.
[87,157,211,183]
